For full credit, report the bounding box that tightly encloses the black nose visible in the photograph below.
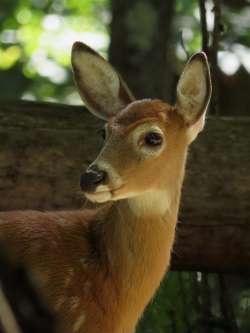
[80,165,107,192]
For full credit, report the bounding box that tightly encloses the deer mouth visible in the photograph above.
[84,185,124,203]
[84,189,111,203]
[84,190,112,203]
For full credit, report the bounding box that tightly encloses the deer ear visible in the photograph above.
[71,42,135,120]
[176,52,212,129]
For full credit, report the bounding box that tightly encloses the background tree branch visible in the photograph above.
[199,0,209,54]
[210,0,222,115]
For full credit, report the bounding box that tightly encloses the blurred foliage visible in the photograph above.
[1,0,250,103]
[0,0,108,103]
[137,272,250,333]
[137,273,190,333]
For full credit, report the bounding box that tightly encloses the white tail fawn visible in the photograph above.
[0,42,211,333]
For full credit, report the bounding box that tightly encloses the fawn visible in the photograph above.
[0,42,211,333]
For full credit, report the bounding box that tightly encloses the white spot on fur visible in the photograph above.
[79,258,88,269]
[73,314,86,332]
[55,297,65,311]
[57,218,67,225]
[64,268,74,287]
[64,276,71,288]
[70,296,80,310]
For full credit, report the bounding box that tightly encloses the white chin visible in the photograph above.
[84,191,112,203]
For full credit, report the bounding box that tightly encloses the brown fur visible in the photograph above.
[0,101,190,333]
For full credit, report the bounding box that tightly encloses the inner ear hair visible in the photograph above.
[176,52,212,126]
[71,41,135,120]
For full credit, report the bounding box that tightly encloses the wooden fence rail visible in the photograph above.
[0,100,250,273]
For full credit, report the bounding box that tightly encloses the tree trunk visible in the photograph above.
[109,0,176,100]
[0,100,250,273]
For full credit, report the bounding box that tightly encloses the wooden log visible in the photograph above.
[0,101,103,210]
[0,100,250,273]
[172,220,250,273]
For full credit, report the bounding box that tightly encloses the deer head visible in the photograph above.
[71,42,212,206]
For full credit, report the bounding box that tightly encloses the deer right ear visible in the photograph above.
[71,42,135,120]
[176,52,212,126]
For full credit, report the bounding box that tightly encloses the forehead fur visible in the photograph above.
[113,99,172,127]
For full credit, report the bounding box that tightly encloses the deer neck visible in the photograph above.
[94,147,188,292]
[85,149,187,330]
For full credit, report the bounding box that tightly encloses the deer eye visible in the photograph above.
[144,132,163,146]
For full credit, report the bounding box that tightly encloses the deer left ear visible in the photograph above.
[71,42,135,120]
[176,52,212,140]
